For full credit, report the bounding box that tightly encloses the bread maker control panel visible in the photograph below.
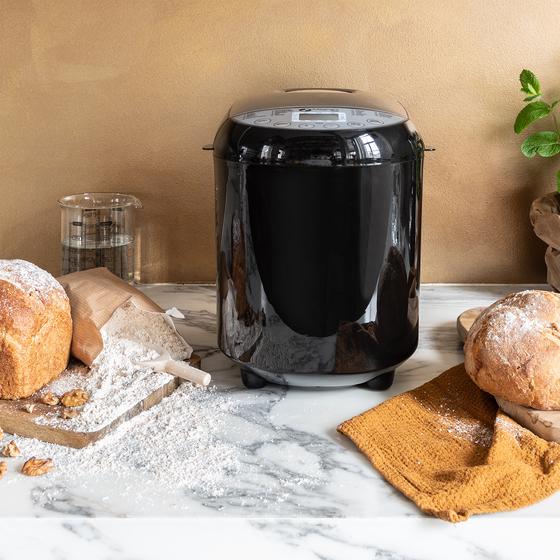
[232,107,406,129]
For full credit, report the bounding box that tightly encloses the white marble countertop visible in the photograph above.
[2,283,559,559]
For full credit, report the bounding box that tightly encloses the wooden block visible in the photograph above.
[0,354,201,449]
[456,307,486,343]
[496,397,560,443]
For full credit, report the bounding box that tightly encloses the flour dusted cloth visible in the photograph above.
[338,364,560,522]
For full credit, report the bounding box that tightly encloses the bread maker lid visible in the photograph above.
[213,89,423,165]
[229,88,408,129]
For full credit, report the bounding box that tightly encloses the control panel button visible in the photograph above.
[232,107,405,128]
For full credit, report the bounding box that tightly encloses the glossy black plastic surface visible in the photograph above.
[213,118,419,165]
[214,90,423,381]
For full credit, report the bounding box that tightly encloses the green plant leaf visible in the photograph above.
[521,131,560,158]
[524,95,540,102]
[514,101,551,133]
[520,69,541,97]
[557,170,560,193]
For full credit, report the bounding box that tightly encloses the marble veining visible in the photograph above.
[1,283,559,559]
[1,517,560,559]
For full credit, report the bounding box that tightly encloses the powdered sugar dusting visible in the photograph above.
[36,301,193,432]
[0,259,64,304]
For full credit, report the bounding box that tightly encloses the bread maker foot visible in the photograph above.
[362,370,395,390]
[241,368,267,389]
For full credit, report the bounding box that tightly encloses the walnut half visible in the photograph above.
[61,389,89,407]
[2,441,21,458]
[21,457,54,477]
[0,461,6,479]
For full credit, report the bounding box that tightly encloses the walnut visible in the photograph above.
[0,461,6,479]
[22,403,36,413]
[61,389,89,407]
[41,392,60,406]
[2,440,21,457]
[60,409,79,420]
[21,457,53,477]
[0,427,3,441]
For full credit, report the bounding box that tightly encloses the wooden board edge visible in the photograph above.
[457,307,486,343]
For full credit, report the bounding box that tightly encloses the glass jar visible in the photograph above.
[59,192,142,282]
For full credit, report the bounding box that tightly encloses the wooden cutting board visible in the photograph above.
[496,397,560,442]
[0,354,201,449]
[457,307,560,442]
[456,306,485,342]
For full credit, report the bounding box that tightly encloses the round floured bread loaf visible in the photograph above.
[0,259,72,399]
[465,290,560,410]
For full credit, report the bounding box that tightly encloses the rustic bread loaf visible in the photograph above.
[0,260,72,399]
[465,290,560,410]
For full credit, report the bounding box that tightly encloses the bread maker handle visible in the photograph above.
[283,87,357,94]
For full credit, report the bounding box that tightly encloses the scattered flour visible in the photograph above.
[438,413,493,447]
[420,394,494,447]
[445,413,528,447]
[0,260,66,317]
[475,290,556,365]
[36,301,193,433]
[428,397,527,448]
[9,300,240,498]
[12,381,240,496]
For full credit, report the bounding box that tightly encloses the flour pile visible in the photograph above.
[36,301,192,432]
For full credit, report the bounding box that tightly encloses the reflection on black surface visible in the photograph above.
[212,99,424,380]
[376,246,410,346]
[216,156,422,376]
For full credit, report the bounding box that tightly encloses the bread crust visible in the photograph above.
[0,260,72,399]
[465,290,560,410]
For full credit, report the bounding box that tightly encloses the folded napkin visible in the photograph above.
[338,364,560,522]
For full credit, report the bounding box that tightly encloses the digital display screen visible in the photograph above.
[299,113,339,121]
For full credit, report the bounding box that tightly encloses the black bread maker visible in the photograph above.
[208,88,425,389]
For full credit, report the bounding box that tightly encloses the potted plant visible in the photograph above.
[515,69,560,290]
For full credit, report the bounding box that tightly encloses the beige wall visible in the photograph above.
[1,0,557,283]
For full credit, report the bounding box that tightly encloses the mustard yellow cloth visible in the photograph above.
[338,364,560,522]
